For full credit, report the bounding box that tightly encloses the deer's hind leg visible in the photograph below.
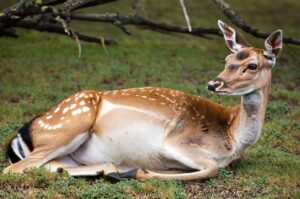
[3,130,91,174]
[135,145,219,181]
[3,90,100,174]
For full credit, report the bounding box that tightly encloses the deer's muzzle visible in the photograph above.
[207,77,225,92]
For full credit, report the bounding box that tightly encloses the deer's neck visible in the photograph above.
[233,81,271,152]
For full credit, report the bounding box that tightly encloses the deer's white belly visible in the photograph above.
[71,100,186,170]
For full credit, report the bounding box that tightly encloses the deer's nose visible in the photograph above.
[207,78,224,91]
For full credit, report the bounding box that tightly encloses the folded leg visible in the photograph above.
[135,145,219,181]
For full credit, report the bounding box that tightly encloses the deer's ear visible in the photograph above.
[264,30,283,59]
[218,20,250,53]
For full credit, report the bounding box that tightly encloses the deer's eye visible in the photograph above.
[247,64,258,70]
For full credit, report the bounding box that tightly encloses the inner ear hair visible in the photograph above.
[235,32,251,47]
[217,20,251,53]
[264,29,283,59]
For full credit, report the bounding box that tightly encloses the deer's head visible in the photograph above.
[208,20,283,95]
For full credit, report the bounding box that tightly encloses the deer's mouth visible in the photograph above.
[211,85,232,96]
[214,86,257,96]
[213,89,232,96]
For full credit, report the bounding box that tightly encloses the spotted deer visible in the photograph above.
[3,20,282,181]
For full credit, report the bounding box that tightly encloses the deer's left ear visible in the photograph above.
[264,30,283,59]
[218,20,250,53]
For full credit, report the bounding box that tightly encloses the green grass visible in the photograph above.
[0,0,300,198]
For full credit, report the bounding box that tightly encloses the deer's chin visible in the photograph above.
[213,91,229,96]
[226,86,257,96]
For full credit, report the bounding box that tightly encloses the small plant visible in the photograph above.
[219,168,234,180]
[206,178,217,186]
[255,147,273,158]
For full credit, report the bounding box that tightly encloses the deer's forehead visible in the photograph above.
[235,50,249,60]
[226,50,259,64]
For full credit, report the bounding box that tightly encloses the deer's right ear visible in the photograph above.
[218,20,250,53]
[264,30,283,59]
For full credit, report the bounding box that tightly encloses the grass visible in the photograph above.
[0,0,300,198]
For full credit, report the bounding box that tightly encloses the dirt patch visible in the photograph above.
[183,181,265,199]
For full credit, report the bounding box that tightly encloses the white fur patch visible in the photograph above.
[11,137,24,160]
[234,91,263,151]
[17,134,30,156]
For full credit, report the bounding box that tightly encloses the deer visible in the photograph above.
[3,20,283,181]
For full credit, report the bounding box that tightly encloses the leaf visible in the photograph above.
[35,0,42,5]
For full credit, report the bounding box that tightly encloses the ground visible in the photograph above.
[0,0,299,198]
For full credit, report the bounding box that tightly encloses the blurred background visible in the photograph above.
[0,0,299,198]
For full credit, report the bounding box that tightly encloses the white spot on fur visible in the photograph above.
[70,104,77,110]
[72,109,82,116]
[53,123,63,129]
[54,107,60,113]
[82,107,90,112]
[46,115,53,120]
[63,107,69,114]
[65,98,71,102]
[80,101,86,106]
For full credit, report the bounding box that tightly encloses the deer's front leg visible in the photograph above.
[53,162,137,182]
[57,163,118,177]
[135,145,219,181]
